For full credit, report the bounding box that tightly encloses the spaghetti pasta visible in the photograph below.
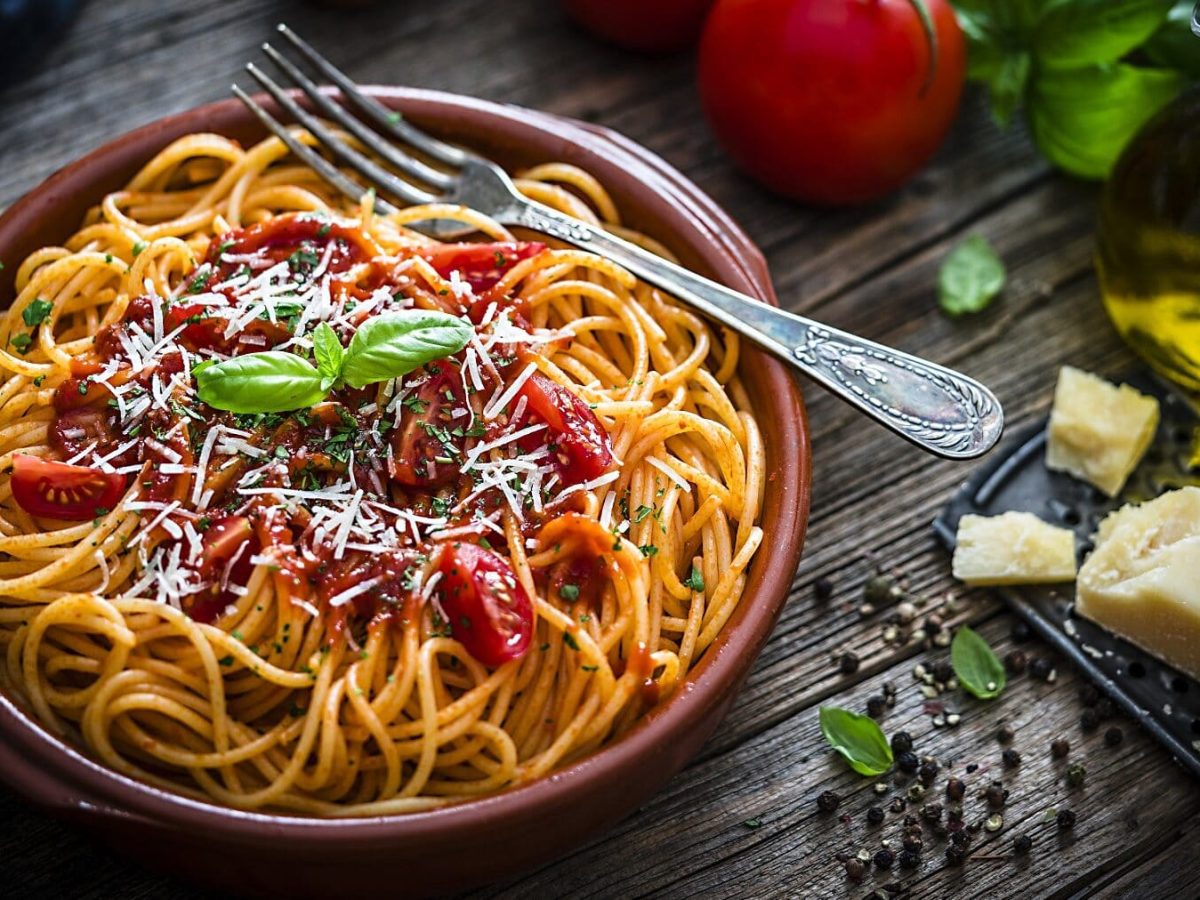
[0,130,765,815]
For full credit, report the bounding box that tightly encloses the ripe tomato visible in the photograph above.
[187,515,258,624]
[698,0,966,205]
[198,515,254,578]
[388,365,467,487]
[438,542,533,667]
[517,372,613,485]
[10,454,126,521]
[562,0,716,53]
[421,241,545,295]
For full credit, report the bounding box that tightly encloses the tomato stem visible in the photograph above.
[905,0,939,97]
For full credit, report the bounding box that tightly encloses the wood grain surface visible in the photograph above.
[1,1,1195,898]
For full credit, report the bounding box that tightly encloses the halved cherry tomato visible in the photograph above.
[198,515,254,578]
[421,242,545,297]
[187,515,259,624]
[388,365,468,488]
[438,543,533,667]
[203,213,378,278]
[49,407,121,463]
[516,372,613,485]
[165,303,293,354]
[10,454,126,521]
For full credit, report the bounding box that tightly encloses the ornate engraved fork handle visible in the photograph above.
[514,202,1004,460]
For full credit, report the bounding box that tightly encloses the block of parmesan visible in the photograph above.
[1076,487,1200,680]
[952,512,1077,586]
[1045,366,1160,497]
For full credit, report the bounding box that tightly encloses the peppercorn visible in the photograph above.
[1014,834,1033,854]
[920,803,943,823]
[817,790,841,813]
[932,660,954,684]
[838,651,860,675]
[902,835,922,854]
[1096,697,1116,719]
[985,781,1008,808]
[897,850,920,870]
[1056,809,1077,830]
[866,694,886,718]
[896,750,919,773]
[903,814,919,828]
[945,846,966,866]
[844,858,866,881]
[867,806,885,826]
[1029,656,1054,681]
[1011,620,1032,642]
[873,848,895,870]
[864,574,898,605]
[997,724,1015,744]
[950,828,970,849]
[965,763,979,774]
[1105,726,1124,747]
[1002,748,1022,768]
[919,760,939,785]
[1081,708,1100,731]
[907,783,926,802]
[1051,738,1071,758]
[1066,762,1086,788]
[889,797,907,814]
[813,576,834,601]
[1078,682,1101,706]
[1005,649,1028,675]
[890,731,913,754]
[945,777,966,801]
[924,613,944,636]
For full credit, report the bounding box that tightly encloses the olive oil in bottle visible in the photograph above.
[1098,86,1200,394]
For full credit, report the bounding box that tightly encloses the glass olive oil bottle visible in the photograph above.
[1098,86,1200,394]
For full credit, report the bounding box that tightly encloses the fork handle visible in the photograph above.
[512,203,1004,460]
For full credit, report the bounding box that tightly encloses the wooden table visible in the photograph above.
[2,2,1197,897]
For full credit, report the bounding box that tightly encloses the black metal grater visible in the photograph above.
[934,370,1200,778]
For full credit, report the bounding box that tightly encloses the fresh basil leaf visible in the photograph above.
[1035,0,1173,68]
[987,52,1032,126]
[340,310,473,390]
[312,322,345,392]
[195,351,326,414]
[1028,61,1182,178]
[819,707,894,776]
[938,235,1006,316]
[1143,1,1200,77]
[22,298,53,328]
[951,626,1007,700]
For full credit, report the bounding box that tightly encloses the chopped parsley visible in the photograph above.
[22,298,52,328]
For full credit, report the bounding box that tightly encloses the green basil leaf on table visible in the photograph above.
[1143,0,1200,78]
[195,351,327,414]
[938,235,1006,316]
[819,706,894,776]
[951,626,1007,700]
[1028,61,1182,178]
[312,321,345,392]
[1034,0,1174,68]
[340,310,474,390]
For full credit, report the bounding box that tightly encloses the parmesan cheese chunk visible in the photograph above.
[952,512,1077,586]
[1076,487,1200,680]
[1046,366,1160,497]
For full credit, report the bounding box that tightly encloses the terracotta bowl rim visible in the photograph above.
[0,87,811,842]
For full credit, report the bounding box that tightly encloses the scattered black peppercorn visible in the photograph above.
[1078,683,1101,706]
[946,777,966,801]
[1066,762,1086,788]
[1029,656,1054,681]
[889,797,907,814]
[891,731,913,754]
[919,760,939,785]
[867,805,885,825]
[902,835,923,854]
[965,763,979,775]
[1051,738,1071,758]
[1011,620,1032,642]
[920,803,943,823]
[997,724,1015,744]
[985,781,1008,808]
[864,574,898,605]
[1056,809,1077,830]
[838,651,860,675]
[1081,708,1100,731]
[866,694,886,718]
[817,790,841,813]
[1005,649,1028,675]
[1096,697,1116,719]
[813,576,834,601]
[1105,726,1124,747]
[950,828,971,849]
[924,614,944,636]
[896,751,919,774]
[945,846,966,866]
[844,858,866,881]
[1014,834,1033,854]
[873,848,895,870]
[898,850,920,870]
[1002,748,1022,768]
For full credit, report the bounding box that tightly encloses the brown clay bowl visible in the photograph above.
[0,88,810,897]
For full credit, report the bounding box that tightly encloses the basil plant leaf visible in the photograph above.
[1028,61,1182,179]
[195,351,327,414]
[1034,0,1174,68]
[1143,1,1200,78]
[340,310,474,390]
[938,235,1006,316]
[986,52,1032,127]
[951,626,1007,700]
[819,706,894,777]
[312,321,345,392]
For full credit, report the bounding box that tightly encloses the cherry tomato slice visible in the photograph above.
[10,454,126,521]
[388,365,467,488]
[438,543,533,667]
[517,372,613,485]
[421,242,545,295]
[198,515,254,578]
[187,515,259,624]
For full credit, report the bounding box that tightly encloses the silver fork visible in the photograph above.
[232,24,1004,460]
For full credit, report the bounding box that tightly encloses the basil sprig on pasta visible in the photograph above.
[194,311,473,414]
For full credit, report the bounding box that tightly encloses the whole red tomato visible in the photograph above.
[563,0,716,53]
[698,0,965,205]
